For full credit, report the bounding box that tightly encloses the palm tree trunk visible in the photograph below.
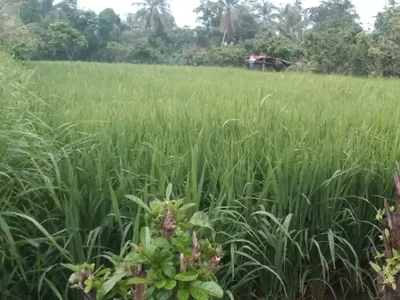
[221,26,227,47]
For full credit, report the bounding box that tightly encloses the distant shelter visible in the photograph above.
[248,55,292,71]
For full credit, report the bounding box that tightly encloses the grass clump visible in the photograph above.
[2,61,400,299]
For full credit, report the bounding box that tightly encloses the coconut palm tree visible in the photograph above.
[219,0,241,46]
[272,3,308,41]
[257,0,277,31]
[132,0,173,35]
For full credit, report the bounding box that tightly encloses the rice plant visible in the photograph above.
[1,60,400,299]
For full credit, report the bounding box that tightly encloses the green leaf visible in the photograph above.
[154,279,167,289]
[226,290,235,300]
[394,248,399,258]
[125,195,151,213]
[166,183,173,201]
[149,199,163,211]
[178,203,197,214]
[84,279,93,293]
[162,265,176,278]
[61,263,80,272]
[94,268,112,277]
[189,287,208,300]
[140,226,151,250]
[68,273,79,284]
[164,279,177,290]
[102,273,125,295]
[190,212,214,237]
[145,286,155,299]
[177,289,190,300]
[153,237,173,249]
[190,281,224,298]
[156,289,173,300]
[146,269,164,281]
[175,271,199,282]
[126,277,154,284]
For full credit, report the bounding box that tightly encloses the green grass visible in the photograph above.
[2,60,400,299]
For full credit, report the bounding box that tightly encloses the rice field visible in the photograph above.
[2,59,400,299]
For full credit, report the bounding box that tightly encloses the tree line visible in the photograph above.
[2,0,400,77]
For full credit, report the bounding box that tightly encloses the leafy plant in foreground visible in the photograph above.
[63,185,224,300]
[370,171,400,299]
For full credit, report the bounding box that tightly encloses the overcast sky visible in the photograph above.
[77,0,386,30]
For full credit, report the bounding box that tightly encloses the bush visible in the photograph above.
[195,45,247,67]
[244,33,305,62]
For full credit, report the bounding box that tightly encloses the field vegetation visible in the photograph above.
[2,60,400,299]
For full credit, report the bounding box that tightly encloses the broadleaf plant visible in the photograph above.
[63,188,224,300]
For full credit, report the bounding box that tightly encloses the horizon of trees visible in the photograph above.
[2,0,400,76]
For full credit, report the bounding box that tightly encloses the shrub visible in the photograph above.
[63,188,224,300]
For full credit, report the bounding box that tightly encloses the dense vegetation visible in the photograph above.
[3,1,400,300]
[2,59,400,299]
[3,0,400,76]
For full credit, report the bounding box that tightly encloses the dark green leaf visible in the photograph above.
[175,271,199,282]
[156,289,173,300]
[145,286,155,299]
[190,281,223,298]
[189,287,208,300]
[164,279,177,290]
[147,269,164,281]
[162,264,176,278]
[154,279,166,289]
[153,237,173,249]
[177,289,190,300]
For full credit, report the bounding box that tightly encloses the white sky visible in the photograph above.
[77,0,386,30]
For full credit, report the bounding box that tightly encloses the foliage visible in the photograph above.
[0,0,34,53]
[63,193,224,300]
[132,0,173,35]
[245,32,304,61]
[48,21,88,61]
[3,61,400,299]
[195,45,247,66]
[10,0,400,77]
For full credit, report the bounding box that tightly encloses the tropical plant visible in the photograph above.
[218,0,241,46]
[63,187,224,300]
[254,0,277,31]
[48,21,88,61]
[132,0,173,35]
[272,3,308,41]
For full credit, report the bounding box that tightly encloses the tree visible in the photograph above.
[307,0,361,30]
[272,3,308,41]
[132,0,173,35]
[19,0,41,24]
[304,0,363,74]
[73,9,101,60]
[372,2,400,76]
[248,0,277,31]
[98,8,122,43]
[219,0,241,46]
[194,0,222,31]
[0,0,34,54]
[48,21,87,61]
